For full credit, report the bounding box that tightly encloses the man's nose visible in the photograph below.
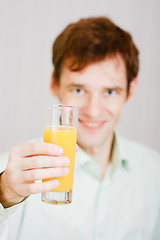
[85,94,101,118]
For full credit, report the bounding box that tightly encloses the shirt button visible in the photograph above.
[97,231,104,238]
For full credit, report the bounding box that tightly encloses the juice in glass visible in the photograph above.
[43,126,77,192]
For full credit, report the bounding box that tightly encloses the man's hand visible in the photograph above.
[0,142,70,208]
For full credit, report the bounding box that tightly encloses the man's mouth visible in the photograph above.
[79,119,106,130]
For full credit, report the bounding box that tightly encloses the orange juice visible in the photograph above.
[43,126,77,192]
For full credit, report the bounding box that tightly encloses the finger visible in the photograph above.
[21,156,70,170]
[10,142,63,158]
[19,179,60,195]
[22,167,69,182]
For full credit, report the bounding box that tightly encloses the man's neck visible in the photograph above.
[79,133,114,179]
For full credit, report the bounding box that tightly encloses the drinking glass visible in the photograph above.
[41,104,78,205]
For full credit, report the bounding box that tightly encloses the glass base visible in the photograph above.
[41,190,72,205]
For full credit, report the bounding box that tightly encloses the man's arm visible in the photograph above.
[0,142,70,208]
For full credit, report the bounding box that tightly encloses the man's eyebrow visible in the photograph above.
[103,86,124,91]
[64,84,86,89]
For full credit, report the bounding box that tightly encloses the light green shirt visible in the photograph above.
[0,134,160,240]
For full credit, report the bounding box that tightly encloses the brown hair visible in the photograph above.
[52,16,139,89]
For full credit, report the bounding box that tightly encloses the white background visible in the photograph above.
[0,0,160,153]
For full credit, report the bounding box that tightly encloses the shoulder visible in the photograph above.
[120,136,159,157]
[118,136,160,173]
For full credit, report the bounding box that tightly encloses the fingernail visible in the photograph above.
[64,157,70,165]
[54,179,60,187]
[56,146,63,155]
[64,167,69,175]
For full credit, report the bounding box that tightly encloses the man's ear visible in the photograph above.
[50,70,58,96]
[127,77,138,101]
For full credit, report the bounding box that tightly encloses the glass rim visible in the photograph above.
[45,104,79,110]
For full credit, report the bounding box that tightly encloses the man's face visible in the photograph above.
[52,55,129,150]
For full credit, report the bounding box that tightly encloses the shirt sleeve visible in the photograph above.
[0,150,18,239]
[0,203,8,239]
[0,203,20,239]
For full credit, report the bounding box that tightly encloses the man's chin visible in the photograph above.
[77,127,114,150]
[78,133,109,147]
[78,139,106,151]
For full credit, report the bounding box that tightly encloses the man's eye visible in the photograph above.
[73,89,84,94]
[107,90,115,95]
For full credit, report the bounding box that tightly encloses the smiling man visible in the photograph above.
[52,55,132,178]
[0,16,160,240]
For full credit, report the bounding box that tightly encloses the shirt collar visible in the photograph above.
[75,132,129,177]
